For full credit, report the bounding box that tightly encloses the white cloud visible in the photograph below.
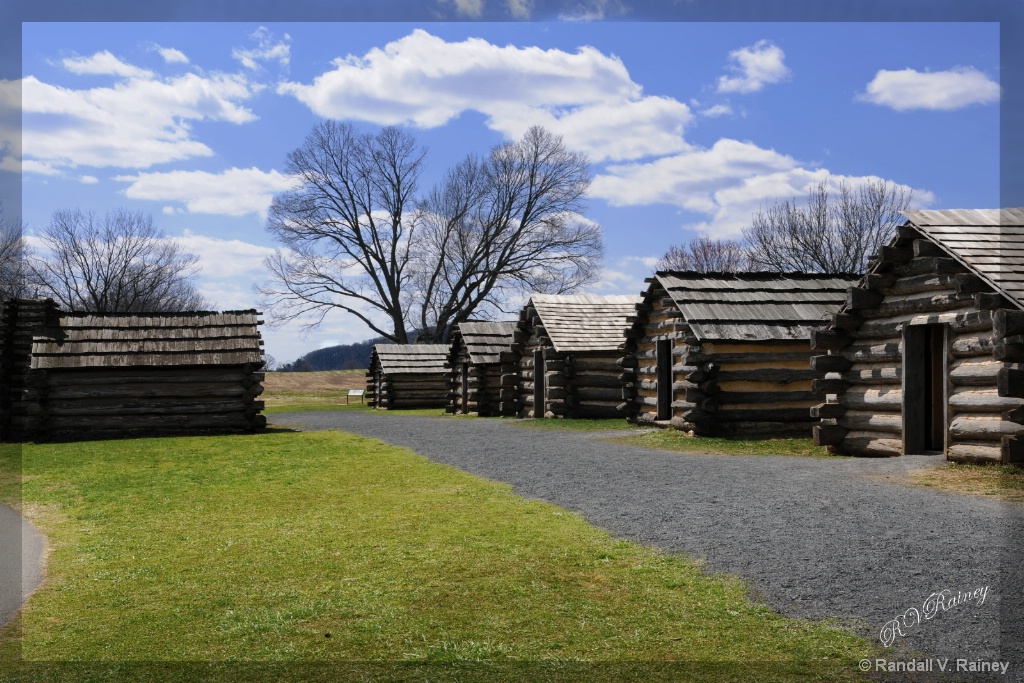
[445,0,484,17]
[858,66,1000,111]
[79,175,99,184]
[20,61,258,173]
[507,0,532,18]
[176,230,277,278]
[62,50,154,79]
[114,167,296,218]
[699,103,733,118]
[558,0,626,21]
[716,40,790,94]
[156,46,189,64]
[232,26,291,71]
[278,29,687,162]
[592,139,933,238]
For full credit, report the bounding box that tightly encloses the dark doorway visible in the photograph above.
[903,324,947,454]
[461,362,469,413]
[533,349,545,418]
[657,339,672,421]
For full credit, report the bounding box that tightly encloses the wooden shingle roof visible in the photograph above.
[451,322,517,364]
[30,310,264,369]
[373,344,450,374]
[653,271,857,341]
[903,209,1024,309]
[530,294,641,352]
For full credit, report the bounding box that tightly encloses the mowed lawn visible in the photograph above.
[1,427,876,681]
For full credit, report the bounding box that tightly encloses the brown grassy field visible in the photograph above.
[262,369,368,408]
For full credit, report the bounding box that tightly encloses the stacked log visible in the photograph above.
[445,322,517,416]
[0,301,266,442]
[368,344,449,410]
[625,273,854,437]
[812,230,1024,463]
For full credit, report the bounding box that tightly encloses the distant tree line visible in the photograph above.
[276,337,392,372]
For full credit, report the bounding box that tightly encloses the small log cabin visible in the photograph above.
[811,209,1024,463]
[501,294,641,419]
[445,321,517,416]
[622,272,857,437]
[366,344,450,410]
[0,299,266,441]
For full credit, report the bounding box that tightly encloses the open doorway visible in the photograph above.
[903,324,947,454]
[656,339,672,421]
[533,349,545,418]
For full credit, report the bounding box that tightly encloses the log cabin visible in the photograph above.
[0,298,266,441]
[366,343,450,410]
[501,294,641,419]
[445,321,517,416]
[811,209,1024,463]
[623,272,857,437]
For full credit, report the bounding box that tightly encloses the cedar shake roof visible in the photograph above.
[373,344,450,374]
[902,209,1024,309]
[529,293,641,352]
[450,322,517,364]
[30,310,264,369]
[652,271,857,341]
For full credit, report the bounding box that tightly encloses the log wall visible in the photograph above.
[624,283,825,436]
[812,238,1024,463]
[445,345,515,417]
[0,299,266,441]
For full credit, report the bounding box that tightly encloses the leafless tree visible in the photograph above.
[657,234,761,273]
[743,178,912,274]
[0,202,28,300]
[260,123,602,343]
[29,208,209,312]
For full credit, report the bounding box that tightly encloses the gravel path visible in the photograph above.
[274,411,1024,670]
[0,503,47,627]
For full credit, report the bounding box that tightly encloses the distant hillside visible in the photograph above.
[279,337,392,372]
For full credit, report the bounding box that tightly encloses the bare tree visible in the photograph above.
[260,123,602,343]
[657,234,760,273]
[0,202,28,300]
[29,208,209,312]
[411,126,602,341]
[743,178,912,273]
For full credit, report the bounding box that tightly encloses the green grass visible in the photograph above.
[0,431,873,681]
[512,418,639,432]
[608,430,830,458]
[908,461,1024,503]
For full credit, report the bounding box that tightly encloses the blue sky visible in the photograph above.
[1,11,1012,364]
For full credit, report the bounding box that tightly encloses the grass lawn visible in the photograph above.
[1,430,874,681]
[908,461,1024,503]
[608,430,830,458]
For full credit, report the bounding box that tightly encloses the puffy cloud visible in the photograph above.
[592,139,932,237]
[278,29,687,162]
[114,167,296,218]
[155,46,189,64]
[62,50,154,79]
[232,26,291,71]
[175,230,278,278]
[20,60,258,173]
[716,40,790,94]
[699,103,733,118]
[858,66,1000,111]
[445,0,484,17]
[507,0,532,18]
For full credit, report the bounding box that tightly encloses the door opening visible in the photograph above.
[656,339,672,421]
[533,349,545,418]
[903,324,947,454]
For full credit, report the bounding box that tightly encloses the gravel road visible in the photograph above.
[274,411,1024,672]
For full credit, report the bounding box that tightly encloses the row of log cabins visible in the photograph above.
[367,208,1024,465]
[0,298,266,441]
